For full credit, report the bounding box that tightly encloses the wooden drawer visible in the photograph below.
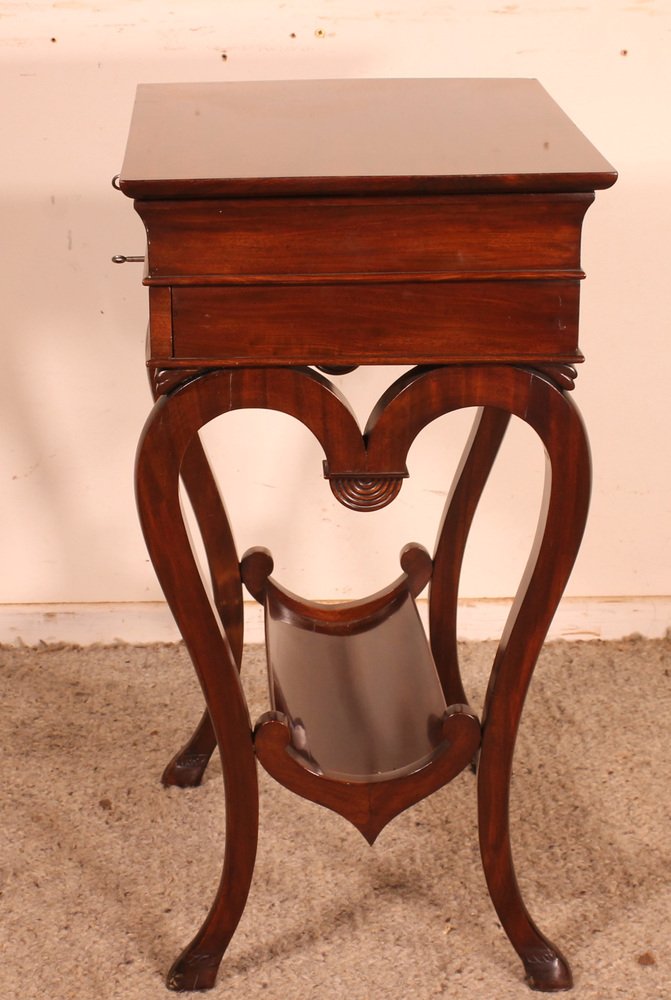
[137,194,591,281]
[166,279,582,366]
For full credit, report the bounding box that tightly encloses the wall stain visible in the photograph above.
[12,461,41,481]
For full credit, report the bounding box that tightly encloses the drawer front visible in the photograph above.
[137,195,591,280]
[168,280,581,366]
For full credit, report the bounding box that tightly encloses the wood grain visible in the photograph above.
[120,77,616,993]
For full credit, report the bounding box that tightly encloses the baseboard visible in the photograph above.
[1,597,669,647]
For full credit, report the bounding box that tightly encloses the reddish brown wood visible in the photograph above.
[430,406,512,706]
[254,705,481,846]
[354,362,590,991]
[134,362,588,990]
[135,387,259,992]
[170,280,582,368]
[119,79,616,200]
[147,287,173,359]
[137,195,590,280]
[246,543,445,776]
[474,374,591,993]
[143,368,240,790]
[159,434,241,788]
[161,707,215,789]
[119,78,616,994]
[240,543,480,843]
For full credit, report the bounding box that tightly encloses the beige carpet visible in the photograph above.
[1,637,669,1000]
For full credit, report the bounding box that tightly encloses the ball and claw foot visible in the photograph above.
[167,952,221,992]
[523,947,573,992]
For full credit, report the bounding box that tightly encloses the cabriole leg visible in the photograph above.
[361,364,589,989]
[430,406,511,706]
[136,380,259,990]
[476,375,590,991]
[162,434,244,788]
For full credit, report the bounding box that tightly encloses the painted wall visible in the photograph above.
[1,1,669,614]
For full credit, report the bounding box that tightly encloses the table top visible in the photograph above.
[119,78,616,200]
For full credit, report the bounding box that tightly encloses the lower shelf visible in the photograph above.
[241,543,481,842]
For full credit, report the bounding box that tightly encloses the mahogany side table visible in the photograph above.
[115,79,616,993]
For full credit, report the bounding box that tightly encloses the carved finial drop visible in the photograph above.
[328,475,404,511]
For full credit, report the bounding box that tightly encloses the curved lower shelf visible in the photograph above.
[254,704,481,844]
[242,543,481,842]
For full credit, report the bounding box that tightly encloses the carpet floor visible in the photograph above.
[1,637,669,1000]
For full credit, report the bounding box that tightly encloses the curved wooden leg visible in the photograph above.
[155,365,363,789]
[430,406,511,706]
[136,382,259,991]
[476,377,590,991]
[362,365,591,989]
[162,434,244,788]
[134,362,586,990]
[162,706,216,789]
[180,434,245,664]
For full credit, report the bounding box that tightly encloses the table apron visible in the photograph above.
[163,279,582,366]
[136,193,592,279]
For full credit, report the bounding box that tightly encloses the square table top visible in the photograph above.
[119,78,616,200]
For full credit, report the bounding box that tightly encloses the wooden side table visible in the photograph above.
[116,79,616,993]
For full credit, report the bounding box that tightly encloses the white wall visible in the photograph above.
[1,2,669,634]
